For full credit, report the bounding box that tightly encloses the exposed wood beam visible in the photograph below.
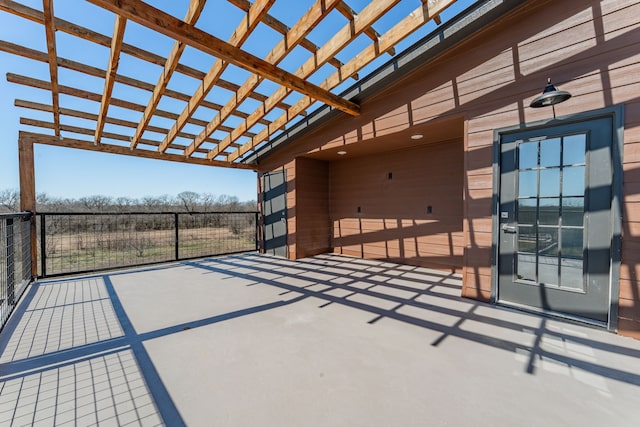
[21,118,223,155]
[19,131,257,170]
[226,0,351,77]
[0,0,291,111]
[14,99,240,152]
[227,0,455,162]
[95,15,126,143]
[322,0,455,94]
[158,0,275,153]
[208,0,401,160]
[336,2,395,56]
[421,0,442,24]
[42,0,60,136]
[6,73,241,133]
[130,0,206,149]
[22,117,186,151]
[184,0,341,158]
[86,0,360,117]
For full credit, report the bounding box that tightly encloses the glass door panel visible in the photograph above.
[498,116,614,324]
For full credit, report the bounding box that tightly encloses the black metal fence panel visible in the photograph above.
[37,212,258,277]
[1,213,33,330]
[178,212,257,260]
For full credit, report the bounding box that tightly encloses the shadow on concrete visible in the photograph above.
[1,253,639,426]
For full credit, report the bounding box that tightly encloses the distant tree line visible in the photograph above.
[0,189,257,213]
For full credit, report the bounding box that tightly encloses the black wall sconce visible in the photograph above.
[530,78,572,108]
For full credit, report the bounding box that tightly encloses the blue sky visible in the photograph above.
[0,0,475,202]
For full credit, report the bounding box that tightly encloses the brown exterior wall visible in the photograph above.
[295,157,330,258]
[258,0,640,338]
[330,142,463,272]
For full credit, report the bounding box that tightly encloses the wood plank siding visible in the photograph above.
[258,0,640,338]
[329,142,463,272]
[295,157,331,258]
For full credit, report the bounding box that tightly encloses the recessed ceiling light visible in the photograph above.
[337,150,347,155]
[411,134,424,140]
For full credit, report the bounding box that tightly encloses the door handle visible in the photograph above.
[501,224,517,233]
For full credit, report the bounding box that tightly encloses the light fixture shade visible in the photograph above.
[530,78,572,108]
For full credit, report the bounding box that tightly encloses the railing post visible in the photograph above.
[255,211,259,251]
[174,213,179,261]
[22,216,32,284]
[40,214,46,278]
[6,218,15,305]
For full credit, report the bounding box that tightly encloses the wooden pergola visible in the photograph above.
[2,0,455,165]
[1,0,454,272]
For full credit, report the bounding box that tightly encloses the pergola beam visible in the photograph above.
[6,73,232,133]
[130,0,206,149]
[158,0,275,153]
[42,0,60,136]
[227,0,456,162]
[95,15,126,144]
[336,2,395,56]
[183,0,342,158]
[14,99,238,152]
[22,118,193,152]
[208,0,401,160]
[19,131,256,170]
[86,0,360,117]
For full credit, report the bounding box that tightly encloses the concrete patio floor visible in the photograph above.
[0,253,639,427]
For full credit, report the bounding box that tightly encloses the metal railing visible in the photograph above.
[38,211,259,277]
[1,212,34,331]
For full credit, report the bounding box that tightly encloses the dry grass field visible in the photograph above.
[39,226,256,276]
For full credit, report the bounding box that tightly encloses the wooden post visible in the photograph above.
[18,134,37,278]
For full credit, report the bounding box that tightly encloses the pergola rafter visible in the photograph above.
[336,1,396,56]
[14,99,240,150]
[95,14,126,144]
[42,0,60,136]
[226,0,351,78]
[7,73,240,135]
[129,0,206,149]
[0,0,462,168]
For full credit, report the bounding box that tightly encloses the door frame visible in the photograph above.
[490,105,624,330]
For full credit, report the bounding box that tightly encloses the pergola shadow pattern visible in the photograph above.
[0,253,639,426]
